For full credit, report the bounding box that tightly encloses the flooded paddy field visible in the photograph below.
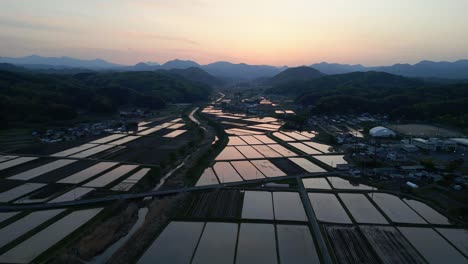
[228,136,248,146]
[31,160,99,183]
[236,223,278,264]
[8,159,77,181]
[107,135,142,145]
[273,132,295,142]
[0,208,103,264]
[251,160,286,177]
[215,146,246,161]
[338,193,388,224]
[14,183,72,204]
[277,224,320,264]
[324,225,380,264]
[270,158,308,175]
[251,145,282,158]
[359,225,426,264]
[231,160,265,180]
[239,135,263,145]
[69,144,116,158]
[308,193,352,223]
[268,144,298,157]
[288,142,322,155]
[83,164,139,188]
[57,161,118,184]
[312,155,347,168]
[137,221,204,264]
[0,155,18,163]
[302,177,332,190]
[436,228,468,256]
[273,192,307,221]
[327,176,375,190]
[235,145,264,159]
[47,187,95,203]
[398,227,467,264]
[289,158,327,173]
[0,183,46,203]
[242,191,274,220]
[163,129,187,138]
[303,141,333,153]
[195,168,219,186]
[104,131,193,164]
[110,168,151,191]
[253,135,276,144]
[370,193,427,224]
[213,162,244,182]
[139,220,320,264]
[50,143,98,157]
[192,222,238,264]
[0,212,20,224]
[280,131,310,141]
[403,198,451,225]
[0,209,64,248]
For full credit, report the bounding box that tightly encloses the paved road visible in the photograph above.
[296,175,333,264]
[0,172,339,212]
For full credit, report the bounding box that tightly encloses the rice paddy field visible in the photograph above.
[0,103,467,263]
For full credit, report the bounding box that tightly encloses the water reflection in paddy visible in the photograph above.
[289,158,326,173]
[236,223,277,264]
[398,227,467,264]
[436,228,468,256]
[338,193,388,224]
[242,191,274,220]
[273,192,307,221]
[403,198,450,225]
[235,146,264,159]
[0,208,102,264]
[370,193,426,224]
[277,225,320,264]
[213,162,244,183]
[195,168,220,186]
[327,177,375,190]
[308,193,351,223]
[215,147,246,161]
[302,178,331,190]
[137,222,204,264]
[231,161,265,180]
[313,155,347,168]
[251,160,286,177]
[192,222,238,264]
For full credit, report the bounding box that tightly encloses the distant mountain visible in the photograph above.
[162,59,200,69]
[267,66,325,85]
[311,60,468,79]
[3,55,468,80]
[374,60,468,79]
[0,55,122,69]
[311,62,367,75]
[160,67,222,86]
[202,61,285,80]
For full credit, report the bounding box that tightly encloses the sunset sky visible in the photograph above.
[1,0,467,66]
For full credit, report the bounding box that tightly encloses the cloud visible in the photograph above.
[120,31,199,45]
[0,17,81,34]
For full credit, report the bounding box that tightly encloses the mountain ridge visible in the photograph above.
[2,55,468,79]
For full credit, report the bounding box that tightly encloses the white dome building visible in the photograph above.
[369,126,396,137]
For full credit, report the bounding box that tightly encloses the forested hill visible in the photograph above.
[266,71,468,129]
[0,70,212,128]
[266,71,423,95]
